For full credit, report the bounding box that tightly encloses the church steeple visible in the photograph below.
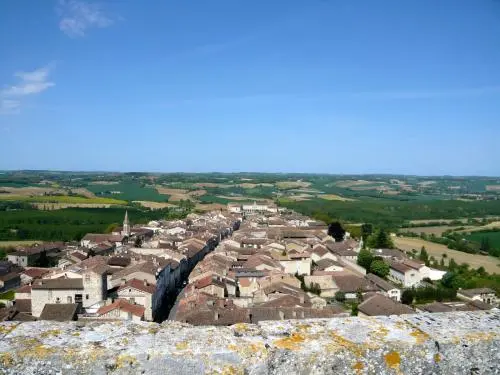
[122,210,130,236]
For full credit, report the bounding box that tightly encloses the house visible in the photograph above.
[388,261,422,287]
[117,278,156,321]
[39,303,79,321]
[311,245,337,263]
[80,234,125,249]
[304,274,337,298]
[96,299,145,322]
[7,243,64,267]
[357,294,414,316]
[331,273,378,300]
[314,259,344,272]
[195,276,226,298]
[279,254,311,276]
[457,288,497,306]
[31,266,108,317]
[365,273,401,302]
[416,302,453,313]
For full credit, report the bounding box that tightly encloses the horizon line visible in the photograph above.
[0,169,499,179]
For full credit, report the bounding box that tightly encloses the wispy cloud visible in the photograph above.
[1,65,55,115]
[57,0,113,37]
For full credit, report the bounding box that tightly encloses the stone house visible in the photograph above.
[365,273,401,302]
[96,299,145,322]
[457,288,497,306]
[0,272,21,293]
[117,278,156,321]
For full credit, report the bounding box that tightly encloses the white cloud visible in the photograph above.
[57,0,113,37]
[1,65,55,115]
[3,66,55,97]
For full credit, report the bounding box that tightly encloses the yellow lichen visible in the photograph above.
[221,365,244,375]
[71,332,80,337]
[175,341,189,350]
[328,332,364,357]
[384,351,401,369]
[148,326,159,335]
[465,332,496,342]
[40,329,62,338]
[434,353,441,363]
[233,323,249,333]
[0,353,14,367]
[227,344,238,351]
[273,333,305,350]
[352,361,364,374]
[115,354,137,368]
[0,324,18,335]
[410,329,430,344]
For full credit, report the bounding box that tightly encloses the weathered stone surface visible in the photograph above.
[0,311,499,374]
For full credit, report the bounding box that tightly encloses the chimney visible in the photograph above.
[292,311,297,318]
[278,310,284,320]
[143,279,148,287]
[214,311,219,321]
[120,278,126,286]
[300,294,305,304]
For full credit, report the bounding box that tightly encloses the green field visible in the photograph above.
[466,231,500,249]
[0,195,126,205]
[86,182,168,202]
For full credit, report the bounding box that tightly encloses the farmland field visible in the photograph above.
[399,226,472,236]
[318,194,355,202]
[394,236,500,274]
[465,231,500,248]
[0,240,42,247]
[133,201,178,210]
[0,195,126,205]
[86,182,167,202]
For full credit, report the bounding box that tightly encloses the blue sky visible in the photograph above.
[0,0,499,175]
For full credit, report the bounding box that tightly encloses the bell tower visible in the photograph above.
[122,210,130,236]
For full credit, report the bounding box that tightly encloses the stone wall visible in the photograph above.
[0,311,499,374]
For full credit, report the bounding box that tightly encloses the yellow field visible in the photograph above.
[400,226,473,236]
[0,195,126,205]
[0,240,42,247]
[34,203,114,210]
[394,237,500,274]
[217,196,267,201]
[195,203,227,211]
[133,201,178,209]
[156,186,207,201]
[318,194,355,201]
[276,181,311,189]
[455,221,500,233]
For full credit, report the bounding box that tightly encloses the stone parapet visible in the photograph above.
[0,311,499,374]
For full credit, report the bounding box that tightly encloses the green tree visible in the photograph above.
[366,229,394,249]
[105,223,120,233]
[440,257,445,268]
[351,303,359,316]
[361,223,373,241]
[418,246,430,266]
[334,291,346,303]
[328,221,346,242]
[369,260,390,278]
[480,237,491,252]
[448,258,458,271]
[401,289,415,305]
[357,249,374,270]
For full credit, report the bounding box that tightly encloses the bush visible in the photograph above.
[334,291,346,302]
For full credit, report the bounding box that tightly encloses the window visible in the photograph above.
[85,274,91,282]
[86,294,89,300]
[56,297,60,304]
[67,296,72,303]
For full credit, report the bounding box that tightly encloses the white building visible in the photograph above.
[457,288,497,306]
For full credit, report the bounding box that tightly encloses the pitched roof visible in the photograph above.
[389,261,413,274]
[419,302,453,313]
[311,246,329,257]
[97,299,145,318]
[365,273,398,292]
[315,258,342,271]
[332,274,378,293]
[457,288,496,298]
[118,278,156,295]
[108,256,132,267]
[22,268,51,279]
[39,303,79,321]
[0,272,20,282]
[32,278,83,290]
[358,294,414,316]
[14,299,32,313]
[15,285,32,294]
